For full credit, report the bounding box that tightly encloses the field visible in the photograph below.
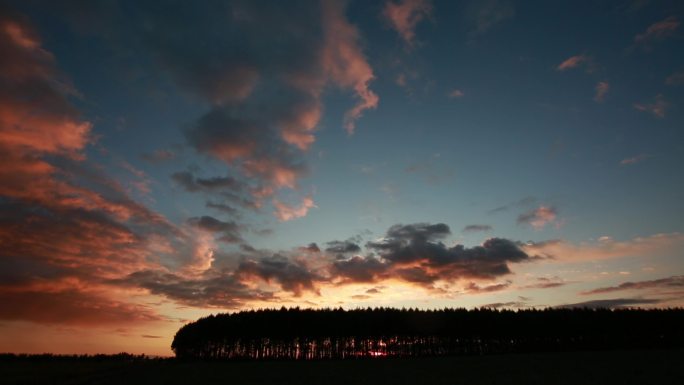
[2,349,683,385]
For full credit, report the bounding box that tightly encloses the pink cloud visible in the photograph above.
[634,16,679,45]
[594,81,609,103]
[273,195,317,221]
[383,0,432,48]
[620,153,649,165]
[634,94,667,118]
[556,54,591,71]
[448,89,465,98]
[523,232,684,262]
[322,0,379,134]
[517,206,558,230]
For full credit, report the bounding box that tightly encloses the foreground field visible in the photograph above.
[3,349,683,385]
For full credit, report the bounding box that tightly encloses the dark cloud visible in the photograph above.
[299,243,321,253]
[481,301,527,309]
[521,276,568,289]
[236,255,321,296]
[187,216,243,244]
[366,287,383,294]
[582,275,684,295]
[332,256,388,283]
[172,171,246,193]
[325,240,362,254]
[206,201,240,217]
[463,224,493,233]
[366,223,531,281]
[557,298,662,309]
[464,281,512,293]
[114,269,273,308]
[0,290,162,325]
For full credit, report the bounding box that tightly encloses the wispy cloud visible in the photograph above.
[634,16,679,47]
[582,275,684,295]
[523,232,684,262]
[620,153,649,165]
[463,224,493,233]
[517,206,559,230]
[273,195,316,222]
[634,94,667,118]
[556,54,593,72]
[665,71,684,86]
[557,298,661,309]
[594,81,609,102]
[448,89,465,98]
[467,0,515,36]
[383,0,432,48]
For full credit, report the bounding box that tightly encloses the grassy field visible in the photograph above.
[2,349,683,385]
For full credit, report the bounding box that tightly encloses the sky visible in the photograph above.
[0,0,683,356]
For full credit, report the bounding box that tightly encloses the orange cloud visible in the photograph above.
[523,233,684,262]
[556,54,591,71]
[383,0,432,48]
[634,16,679,45]
[322,0,379,134]
[634,94,667,118]
[517,206,558,230]
[273,195,316,222]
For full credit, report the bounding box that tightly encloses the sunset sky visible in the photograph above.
[1,0,683,356]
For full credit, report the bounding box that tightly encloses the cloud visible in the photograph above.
[0,290,163,326]
[556,54,592,72]
[448,89,465,98]
[325,240,362,255]
[237,255,322,296]
[517,206,559,230]
[620,153,649,165]
[522,232,684,262]
[634,16,679,46]
[132,1,377,216]
[273,194,316,221]
[463,224,493,233]
[467,0,515,36]
[481,301,527,309]
[557,298,661,309]
[666,71,684,86]
[383,0,432,48]
[114,269,273,308]
[0,12,221,326]
[594,81,609,102]
[363,223,534,282]
[332,256,388,283]
[322,0,379,134]
[172,170,259,213]
[488,196,536,214]
[582,275,684,295]
[521,276,568,289]
[634,94,667,118]
[463,280,512,294]
[187,216,244,244]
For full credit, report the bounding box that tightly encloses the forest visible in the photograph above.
[171,307,684,360]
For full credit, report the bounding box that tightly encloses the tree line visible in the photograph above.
[171,307,684,360]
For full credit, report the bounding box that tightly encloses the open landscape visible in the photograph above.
[1,0,683,383]
[3,349,684,385]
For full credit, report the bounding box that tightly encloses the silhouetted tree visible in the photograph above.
[171,307,684,360]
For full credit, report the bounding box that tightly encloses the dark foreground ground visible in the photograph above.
[3,349,683,385]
